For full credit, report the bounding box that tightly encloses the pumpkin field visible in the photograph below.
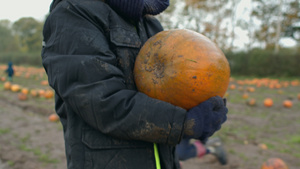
[0,64,300,169]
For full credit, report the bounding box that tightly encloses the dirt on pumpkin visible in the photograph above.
[0,79,300,169]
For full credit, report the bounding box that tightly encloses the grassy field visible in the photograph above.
[0,64,299,169]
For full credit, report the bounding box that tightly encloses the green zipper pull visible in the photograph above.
[153,143,161,169]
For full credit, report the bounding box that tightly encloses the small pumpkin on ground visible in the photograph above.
[21,88,29,95]
[134,29,230,110]
[261,158,289,169]
[246,98,256,106]
[242,93,249,99]
[246,87,255,92]
[38,89,46,97]
[4,81,11,90]
[264,98,273,108]
[11,84,21,92]
[44,90,54,99]
[18,93,28,101]
[30,89,38,97]
[258,143,268,150]
[48,113,59,122]
[229,84,236,90]
[0,77,6,81]
[283,100,293,108]
[40,80,49,86]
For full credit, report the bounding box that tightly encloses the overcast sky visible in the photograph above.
[1,0,252,23]
[0,0,253,22]
[0,0,53,22]
[0,0,296,48]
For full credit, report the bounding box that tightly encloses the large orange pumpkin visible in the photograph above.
[134,29,230,109]
[261,158,289,169]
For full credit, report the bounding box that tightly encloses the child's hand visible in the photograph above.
[183,96,228,140]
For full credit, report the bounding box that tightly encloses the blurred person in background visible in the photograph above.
[5,61,14,82]
[176,137,227,167]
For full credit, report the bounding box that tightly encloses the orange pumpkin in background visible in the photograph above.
[44,90,54,99]
[247,87,255,92]
[40,80,49,86]
[0,76,6,81]
[283,100,292,108]
[18,93,28,101]
[246,98,256,106]
[48,113,59,122]
[30,89,38,97]
[229,84,236,90]
[264,98,273,107]
[38,89,45,97]
[261,158,289,169]
[4,81,11,90]
[134,29,230,110]
[11,84,21,92]
[21,88,29,95]
[242,93,249,99]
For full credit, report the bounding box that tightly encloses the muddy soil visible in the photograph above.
[0,88,299,169]
[0,91,66,169]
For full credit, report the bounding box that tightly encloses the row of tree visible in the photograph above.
[0,18,43,53]
[158,0,300,52]
[0,0,299,54]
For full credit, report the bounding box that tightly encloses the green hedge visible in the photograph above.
[226,48,300,77]
[0,52,43,67]
[1,48,300,77]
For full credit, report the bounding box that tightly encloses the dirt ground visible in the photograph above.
[0,91,66,169]
[0,83,300,169]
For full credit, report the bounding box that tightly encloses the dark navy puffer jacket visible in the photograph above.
[42,0,187,168]
[6,62,14,77]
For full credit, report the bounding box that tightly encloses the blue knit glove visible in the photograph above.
[143,0,170,15]
[183,96,228,141]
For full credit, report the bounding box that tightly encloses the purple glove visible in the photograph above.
[183,96,227,141]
